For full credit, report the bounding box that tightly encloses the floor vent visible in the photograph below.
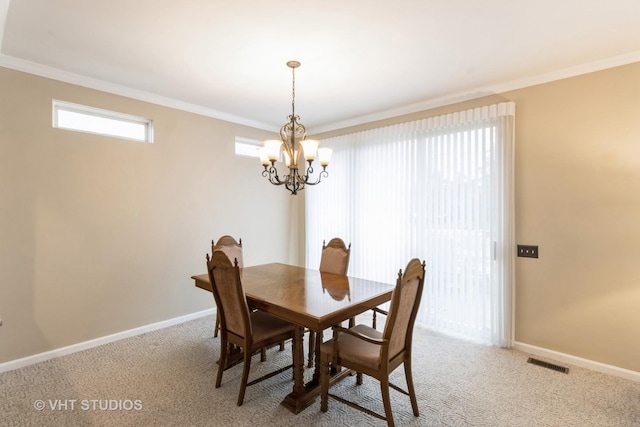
[527,357,569,374]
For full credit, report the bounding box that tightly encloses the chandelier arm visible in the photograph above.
[303,170,329,186]
[262,164,305,195]
[262,165,289,186]
[298,164,329,186]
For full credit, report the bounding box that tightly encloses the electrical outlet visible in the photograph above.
[517,245,539,258]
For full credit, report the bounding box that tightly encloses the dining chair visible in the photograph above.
[319,258,426,427]
[211,235,243,338]
[307,238,352,368]
[206,250,296,406]
[211,235,243,267]
[320,236,384,331]
[319,237,351,275]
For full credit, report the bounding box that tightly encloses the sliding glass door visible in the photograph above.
[305,102,515,347]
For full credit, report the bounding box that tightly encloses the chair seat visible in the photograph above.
[250,311,296,343]
[320,324,383,370]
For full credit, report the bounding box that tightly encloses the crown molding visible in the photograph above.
[1,47,638,136]
[309,50,640,134]
[0,54,279,132]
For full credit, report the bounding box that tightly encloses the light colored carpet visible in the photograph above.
[1,315,638,426]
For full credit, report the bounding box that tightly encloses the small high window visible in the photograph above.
[234,137,262,158]
[52,100,153,143]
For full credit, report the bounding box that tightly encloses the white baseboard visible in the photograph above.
[513,341,640,383]
[0,308,215,374]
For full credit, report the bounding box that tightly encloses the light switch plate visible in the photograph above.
[517,245,539,258]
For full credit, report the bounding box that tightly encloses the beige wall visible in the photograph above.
[0,68,298,363]
[506,63,640,373]
[2,62,639,374]
[313,62,640,373]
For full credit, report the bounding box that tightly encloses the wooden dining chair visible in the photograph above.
[307,238,352,368]
[319,258,426,427]
[206,250,296,406]
[211,235,244,267]
[211,235,243,338]
[319,237,351,275]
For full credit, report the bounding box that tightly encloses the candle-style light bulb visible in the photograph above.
[318,147,333,167]
[301,140,319,161]
[264,140,282,162]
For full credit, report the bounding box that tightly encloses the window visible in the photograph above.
[52,100,153,142]
[234,137,262,158]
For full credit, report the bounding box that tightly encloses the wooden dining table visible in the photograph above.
[191,262,394,414]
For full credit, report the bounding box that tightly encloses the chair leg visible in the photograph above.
[237,347,252,406]
[404,359,419,416]
[279,340,285,351]
[308,331,316,368]
[215,340,227,388]
[214,312,220,337]
[356,372,363,385]
[380,377,395,427]
[260,348,266,362]
[320,356,330,412]
[372,310,377,329]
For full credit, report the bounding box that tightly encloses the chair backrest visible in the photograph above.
[206,250,251,340]
[319,238,351,275]
[382,258,426,360]
[212,235,244,268]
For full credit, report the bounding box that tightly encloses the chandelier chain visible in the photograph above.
[291,66,296,116]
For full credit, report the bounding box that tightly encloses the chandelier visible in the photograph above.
[259,61,332,195]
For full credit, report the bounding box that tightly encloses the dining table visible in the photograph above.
[191,262,394,414]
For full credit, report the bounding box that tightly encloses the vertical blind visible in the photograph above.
[306,102,515,347]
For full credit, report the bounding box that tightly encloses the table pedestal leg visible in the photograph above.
[282,326,317,413]
[281,327,353,414]
[311,330,323,385]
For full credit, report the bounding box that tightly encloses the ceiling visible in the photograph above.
[1,0,639,133]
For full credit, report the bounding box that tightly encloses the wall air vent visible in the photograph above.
[527,357,569,374]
